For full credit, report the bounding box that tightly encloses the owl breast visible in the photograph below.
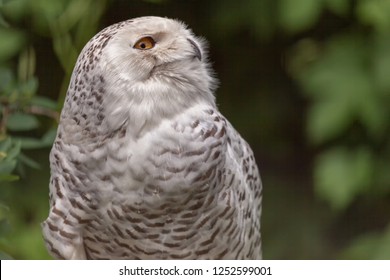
[45,104,260,259]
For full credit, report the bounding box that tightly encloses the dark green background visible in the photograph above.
[1,0,390,259]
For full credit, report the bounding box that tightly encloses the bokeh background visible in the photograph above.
[1,0,390,259]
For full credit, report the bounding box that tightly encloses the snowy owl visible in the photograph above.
[42,16,262,260]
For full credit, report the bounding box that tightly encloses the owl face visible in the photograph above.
[101,17,212,93]
[65,17,216,136]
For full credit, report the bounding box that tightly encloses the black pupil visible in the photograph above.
[140,42,146,48]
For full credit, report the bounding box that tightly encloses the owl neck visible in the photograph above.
[103,83,216,139]
[61,69,216,142]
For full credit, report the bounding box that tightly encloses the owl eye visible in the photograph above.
[133,36,155,50]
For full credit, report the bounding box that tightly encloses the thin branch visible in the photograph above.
[24,105,60,122]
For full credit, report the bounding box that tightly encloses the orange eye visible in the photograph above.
[133,36,155,50]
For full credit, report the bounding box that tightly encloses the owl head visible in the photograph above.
[64,17,217,136]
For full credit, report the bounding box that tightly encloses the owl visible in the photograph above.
[42,16,262,260]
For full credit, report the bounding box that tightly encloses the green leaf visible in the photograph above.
[0,173,19,182]
[15,128,57,150]
[340,231,382,259]
[375,156,390,194]
[18,153,40,169]
[31,96,58,110]
[357,0,390,32]
[314,148,373,211]
[41,128,57,146]
[0,67,14,92]
[0,27,25,61]
[298,35,381,143]
[4,140,21,160]
[16,137,45,149]
[372,36,390,93]
[279,0,323,32]
[19,77,38,96]
[29,0,67,35]
[358,93,388,139]
[301,35,368,97]
[0,203,10,219]
[0,139,22,180]
[325,0,349,16]
[0,215,10,236]
[1,0,29,22]
[0,13,9,28]
[307,98,353,144]
[6,112,39,131]
[0,159,17,174]
[18,47,36,82]
[341,224,390,259]
[0,137,12,152]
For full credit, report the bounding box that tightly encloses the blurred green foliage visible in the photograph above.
[0,0,389,259]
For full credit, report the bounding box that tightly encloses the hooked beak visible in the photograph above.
[187,38,202,61]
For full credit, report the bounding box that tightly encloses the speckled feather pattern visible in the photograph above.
[42,16,262,259]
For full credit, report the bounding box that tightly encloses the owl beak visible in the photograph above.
[187,38,202,61]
